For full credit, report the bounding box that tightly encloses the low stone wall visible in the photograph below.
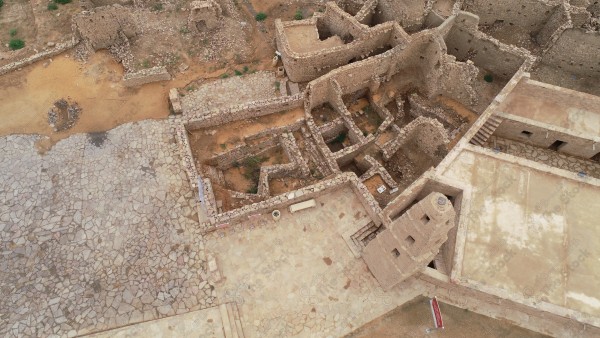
[122,66,171,87]
[202,172,384,231]
[381,116,449,161]
[0,39,79,76]
[186,94,303,130]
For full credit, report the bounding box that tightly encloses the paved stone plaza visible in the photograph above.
[0,120,214,337]
[180,71,280,115]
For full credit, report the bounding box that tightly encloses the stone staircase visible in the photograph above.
[470,115,503,146]
[219,302,245,338]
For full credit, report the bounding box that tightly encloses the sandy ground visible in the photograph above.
[347,296,549,338]
[0,50,230,152]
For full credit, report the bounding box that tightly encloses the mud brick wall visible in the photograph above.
[186,94,303,130]
[122,66,171,87]
[0,39,79,76]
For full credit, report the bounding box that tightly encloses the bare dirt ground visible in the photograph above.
[347,296,549,338]
[188,107,304,164]
[0,50,221,152]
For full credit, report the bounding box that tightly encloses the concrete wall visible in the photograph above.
[362,192,456,290]
[540,28,600,77]
[493,114,600,159]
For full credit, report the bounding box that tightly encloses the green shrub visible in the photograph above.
[294,10,303,20]
[243,65,249,73]
[0,0,5,7]
[483,74,494,83]
[54,0,72,4]
[47,3,58,10]
[9,39,25,50]
[255,12,267,21]
[234,69,243,76]
[9,29,17,37]
[332,132,347,144]
[152,2,163,11]
[221,73,229,78]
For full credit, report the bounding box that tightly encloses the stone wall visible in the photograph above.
[186,94,303,130]
[0,39,79,76]
[536,3,570,47]
[374,0,432,29]
[202,172,383,230]
[443,12,534,80]
[381,116,449,161]
[463,0,559,30]
[275,1,412,83]
[540,28,600,77]
[73,5,137,51]
[122,66,171,87]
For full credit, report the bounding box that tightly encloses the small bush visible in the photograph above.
[483,74,494,83]
[255,12,267,21]
[243,65,249,73]
[221,73,229,78]
[8,39,25,50]
[47,3,58,10]
[332,132,347,144]
[0,0,4,8]
[294,10,303,20]
[54,0,72,4]
[234,69,243,76]
[152,2,163,11]
[9,29,17,37]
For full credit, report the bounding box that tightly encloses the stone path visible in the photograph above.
[486,136,600,179]
[0,120,214,337]
[181,71,280,116]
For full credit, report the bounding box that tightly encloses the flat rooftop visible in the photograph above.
[441,147,600,318]
[498,78,600,136]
